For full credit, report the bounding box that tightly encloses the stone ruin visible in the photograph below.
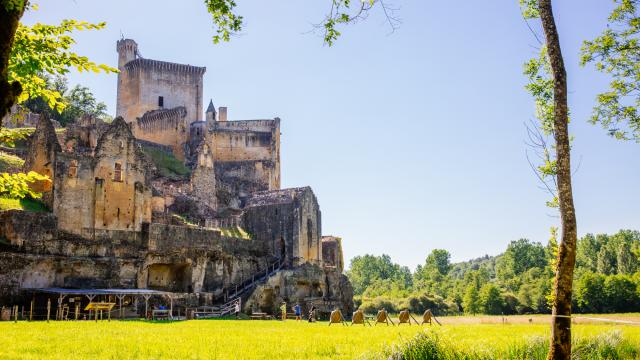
[0,39,353,317]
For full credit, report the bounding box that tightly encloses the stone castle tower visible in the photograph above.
[116,39,206,159]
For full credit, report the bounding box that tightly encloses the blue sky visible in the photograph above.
[23,0,639,269]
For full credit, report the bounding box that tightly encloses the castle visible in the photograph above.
[0,39,352,317]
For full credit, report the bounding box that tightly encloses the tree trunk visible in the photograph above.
[0,1,26,126]
[538,1,578,359]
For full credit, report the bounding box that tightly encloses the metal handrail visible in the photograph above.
[217,257,284,302]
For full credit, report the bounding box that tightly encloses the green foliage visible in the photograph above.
[0,127,30,147]
[496,239,547,284]
[0,151,24,172]
[0,171,49,199]
[604,274,638,312]
[425,248,452,275]
[0,196,48,212]
[382,329,639,360]
[575,271,606,313]
[203,0,380,46]
[462,284,481,315]
[347,230,640,316]
[347,254,412,295]
[519,0,540,19]
[479,283,505,315]
[18,76,110,126]
[219,226,252,240]
[9,18,117,112]
[2,0,26,13]
[204,0,243,44]
[142,145,191,180]
[581,0,640,141]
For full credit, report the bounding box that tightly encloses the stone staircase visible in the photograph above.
[215,257,285,304]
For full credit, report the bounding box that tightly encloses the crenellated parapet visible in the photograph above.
[136,107,187,132]
[124,58,206,76]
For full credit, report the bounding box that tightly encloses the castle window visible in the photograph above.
[114,162,123,182]
[158,96,164,107]
[68,160,78,178]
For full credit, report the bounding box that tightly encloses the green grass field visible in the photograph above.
[0,318,639,359]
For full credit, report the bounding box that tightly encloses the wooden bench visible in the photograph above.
[152,309,172,320]
[250,312,273,320]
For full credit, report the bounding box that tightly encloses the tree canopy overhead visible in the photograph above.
[582,0,640,142]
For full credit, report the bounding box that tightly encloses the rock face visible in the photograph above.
[245,263,354,317]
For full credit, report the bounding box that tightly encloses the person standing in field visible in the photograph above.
[280,302,287,321]
[308,305,316,323]
[234,301,240,319]
[294,303,301,321]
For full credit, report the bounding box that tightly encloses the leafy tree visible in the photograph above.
[604,274,638,312]
[0,2,116,125]
[521,1,578,357]
[581,0,640,141]
[479,283,504,315]
[19,76,110,126]
[597,246,617,275]
[425,249,451,275]
[414,249,452,290]
[616,242,636,275]
[496,239,547,285]
[0,0,27,122]
[9,19,117,114]
[576,233,600,272]
[57,84,109,125]
[575,271,606,313]
[462,284,481,315]
[347,254,411,295]
[204,0,396,46]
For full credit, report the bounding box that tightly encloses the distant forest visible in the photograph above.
[347,229,640,315]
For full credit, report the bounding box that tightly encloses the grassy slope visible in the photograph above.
[0,151,25,172]
[0,197,48,212]
[142,146,191,180]
[0,319,638,359]
[220,226,253,240]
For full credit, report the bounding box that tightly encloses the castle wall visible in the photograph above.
[242,187,322,267]
[206,118,281,209]
[53,119,152,237]
[117,60,204,125]
[296,189,322,265]
[133,107,188,159]
[23,116,62,208]
[93,119,152,232]
[190,143,216,209]
[210,119,280,165]
[53,154,96,236]
[214,160,278,209]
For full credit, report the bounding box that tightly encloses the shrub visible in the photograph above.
[378,330,638,360]
[402,293,453,316]
[359,296,399,314]
[0,171,50,199]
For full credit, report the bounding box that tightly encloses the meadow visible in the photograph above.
[0,315,639,359]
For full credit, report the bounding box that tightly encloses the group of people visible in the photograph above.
[279,302,317,322]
